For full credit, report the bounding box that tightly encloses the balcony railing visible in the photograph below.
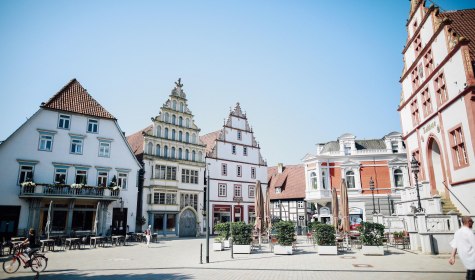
[19,184,120,200]
[306,189,331,201]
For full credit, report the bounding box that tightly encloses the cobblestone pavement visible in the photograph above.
[0,236,466,280]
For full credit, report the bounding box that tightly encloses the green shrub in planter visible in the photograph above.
[307,221,321,232]
[273,220,296,246]
[313,224,336,246]
[231,222,253,245]
[357,222,385,246]
[214,222,230,240]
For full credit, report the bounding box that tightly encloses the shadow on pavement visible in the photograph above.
[1,271,192,280]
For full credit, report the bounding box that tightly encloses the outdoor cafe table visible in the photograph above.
[40,239,55,252]
[90,236,103,248]
[65,238,80,250]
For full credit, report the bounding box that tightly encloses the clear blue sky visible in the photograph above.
[0,0,473,166]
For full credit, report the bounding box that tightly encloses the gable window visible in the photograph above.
[222,164,227,176]
[186,118,190,128]
[58,114,71,129]
[54,167,67,184]
[172,129,176,140]
[321,170,327,189]
[87,119,98,133]
[449,126,469,169]
[185,149,189,160]
[248,185,255,198]
[97,171,108,187]
[232,145,236,155]
[423,48,434,76]
[192,150,196,161]
[411,67,420,91]
[346,171,355,189]
[218,184,227,197]
[178,148,182,159]
[251,167,256,179]
[234,184,242,198]
[178,131,183,141]
[310,172,318,189]
[179,116,183,126]
[237,131,242,140]
[118,172,128,189]
[298,201,304,209]
[164,128,169,139]
[70,138,84,155]
[394,169,404,188]
[237,165,242,177]
[434,72,448,106]
[243,147,248,156]
[164,146,168,158]
[391,141,399,153]
[410,98,420,126]
[186,132,190,143]
[156,144,161,156]
[172,115,176,125]
[75,169,87,184]
[156,126,161,137]
[164,113,169,123]
[344,145,351,156]
[18,165,34,185]
[99,141,111,157]
[172,101,177,110]
[413,34,422,57]
[275,187,281,194]
[180,102,184,112]
[171,147,176,159]
[38,133,54,152]
[146,142,153,154]
[421,88,433,117]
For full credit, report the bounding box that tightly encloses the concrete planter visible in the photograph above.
[224,240,230,248]
[318,245,338,255]
[274,245,293,255]
[213,242,224,251]
[233,244,251,254]
[362,246,385,256]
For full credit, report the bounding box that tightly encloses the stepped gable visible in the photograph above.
[440,8,475,62]
[230,102,246,119]
[41,79,115,119]
[127,125,152,161]
[267,164,305,200]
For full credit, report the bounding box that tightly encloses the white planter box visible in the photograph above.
[362,246,385,256]
[233,244,251,254]
[224,240,230,248]
[274,245,293,255]
[318,245,338,255]
[104,189,111,196]
[34,185,44,194]
[213,242,224,251]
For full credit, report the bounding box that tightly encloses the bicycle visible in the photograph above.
[2,244,48,274]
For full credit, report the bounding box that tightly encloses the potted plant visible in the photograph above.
[273,220,296,255]
[231,222,253,254]
[313,223,337,255]
[214,222,231,248]
[213,236,224,251]
[358,222,385,255]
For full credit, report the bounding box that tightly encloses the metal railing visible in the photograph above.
[19,184,120,199]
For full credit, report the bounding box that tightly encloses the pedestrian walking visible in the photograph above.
[449,216,475,280]
[145,225,152,247]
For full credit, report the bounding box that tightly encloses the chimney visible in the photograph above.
[277,163,284,174]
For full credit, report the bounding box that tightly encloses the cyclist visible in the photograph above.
[19,228,40,259]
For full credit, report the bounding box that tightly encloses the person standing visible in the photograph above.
[145,225,151,247]
[449,216,475,280]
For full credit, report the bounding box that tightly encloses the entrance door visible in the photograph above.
[428,138,447,197]
[111,208,128,235]
[0,206,20,240]
[179,209,196,237]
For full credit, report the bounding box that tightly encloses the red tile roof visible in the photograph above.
[199,130,220,155]
[441,9,475,62]
[267,164,306,200]
[126,125,152,161]
[41,79,115,119]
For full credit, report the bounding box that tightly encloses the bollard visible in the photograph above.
[230,238,233,259]
[200,243,203,264]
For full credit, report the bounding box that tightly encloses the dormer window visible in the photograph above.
[237,131,242,140]
[275,187,281,194]
[391,141,399,153]
[344,145,351,156]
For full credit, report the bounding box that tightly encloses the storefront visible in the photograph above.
[150,212,178,236]
[349,207,364,230]
[212,205,231,234]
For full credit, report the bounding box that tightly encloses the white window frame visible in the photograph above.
[75,169,87,184]
[234,184,242,198]
[218,183,227,197]
[298,201,304,209]
[248,185,255,198]
[54,167,68,184]
[70,138,84,154]
[18,165,34,185]
[222,164,227,176]
[97,171,108,187]
[99,141,111,157]
[251,167,256,179]
[38,134,54,152]
[232,145,236,155]
[118,172,128,189]
[58,114,71,129]
[243,147,247,156]
[237,165,242,177]
[237,131,242,140]
[87,119,99,133]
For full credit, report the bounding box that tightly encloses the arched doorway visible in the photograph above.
[427,137,447,198]
[179,208,197,237]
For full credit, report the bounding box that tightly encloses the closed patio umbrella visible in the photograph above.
[46,200,53,239]
[264,182,272,234]
[254,180,264,245]
[93,202,100,235]
[340,179,350,233]
[331,186,339,233]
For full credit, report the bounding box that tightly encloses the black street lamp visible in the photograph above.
[411,153,424,213]
[205,162,211,263]
[369,177,376,214]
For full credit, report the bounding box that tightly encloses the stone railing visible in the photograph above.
[20,184,120,200]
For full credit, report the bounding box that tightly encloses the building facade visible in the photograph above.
[0,79,141,240]
[303,133,408,228]
[201,103,267,234]
[398,1,475,215]
[127,79,206,237]
[267,163,310,234]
